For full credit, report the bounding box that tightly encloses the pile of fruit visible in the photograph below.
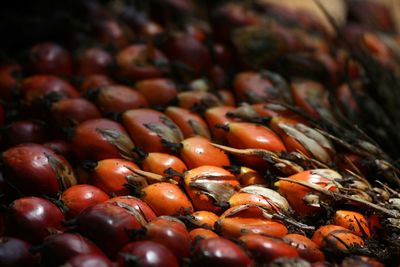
[0,0,400,266]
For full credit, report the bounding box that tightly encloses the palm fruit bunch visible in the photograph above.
[0,0,399,266]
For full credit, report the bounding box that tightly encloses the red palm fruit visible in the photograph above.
[179,136,230,169]
[61,253,113,267]
[0,63,21,101]
[75,202,143,258]
[283,234,326,262]
[234,71,283,103]
[184,166,239,213]
[40,233,104,266]
[141,182,193,216]
[92,20,131,49]
[141,152,187,180]
[61,184,110,218]
[107,196,157,222]
[0,237,38,267]
[122,109,183,153]
[252,102,302,119]
[341,256,385,267]
[21,75,79,106]
[192,237,252,267]
[80,74,115,93]
[76,47,113,75]
[115,44,168,81]
[228,185,290,213]
[240,234,299,264]
[222,122,286,169]
[187,210,219,230]
[275,169,341,217]
[165,107,211,139]
[28,42,72,76]
[224,122,286,151]
[44,140,72,159]
[2,143,77,197]
[5,197,64,244]
[204,106,237,142]
[291,80,332,120]
[90,159,140,196]
[333,210,371,237]
[117,241,179,267]
[51,98,102,127]
[177,91,221,110]
[88,85,148,114]
[216,205,288,238]
[231,166,265,186]
[164,33,211,74]
[142,217,191,260]
[3,120,47,146]
[136,78,178,107]
[312,225,365,252]
[71,118,136,161]
[269,116,334,164]
[189,228,219,241]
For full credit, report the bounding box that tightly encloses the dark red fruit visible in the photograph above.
[2,143,77,196]
[76,47,113,75]
[61,184,110,218]
[192,237,252,267]
[41,233,103,266]
[62,253,113,267]
[3,120,47,147]
[28,42,72,76]
[75,203,142,258]
[117,241,179,267]
[5,197,64,245]
[0,237,37,267]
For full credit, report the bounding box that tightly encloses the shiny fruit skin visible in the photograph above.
[239,234,299,264]
[189,228,219,242]
[333,210,371,237]
[93,85,149,114]
[76,47,113,76]
[3,120,47,147]
[141,152,187,180]
[117,240,179,267]
[115,44,168,81]
[141,182,193,216]
[71,118,135,161]
[180,136,230,169]
[216,205,288,238]
[90,159,140,196]
[312,225,365,252]
[2,143,76,197]
[192,237,252,267]
[62,253,113,267]
[40,233,103,266]
[51,98,102,128]
[0,237,37,267]
[122,108,183,153]
[136,78,177,107]
[107,196,157,222]
[61,184,110,218]
[5,197,64,245]
[75,203,142,258]
[165,106,211,139]
[143,217,191,260]
[28,42,72,76]
[283,234,326,262]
